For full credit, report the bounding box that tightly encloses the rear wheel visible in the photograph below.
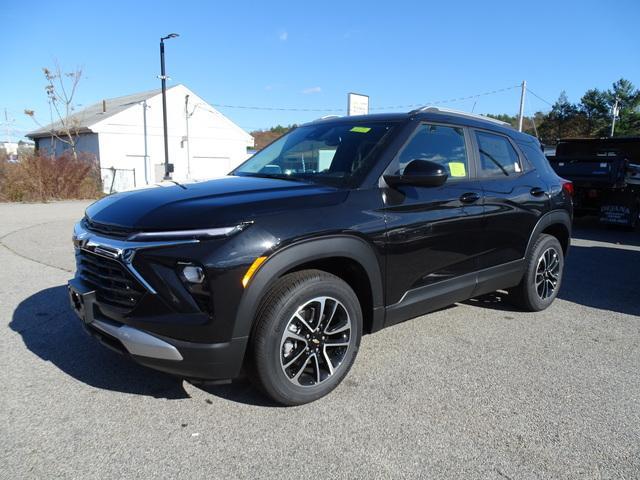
[249,270,362,406]
[509,234,564,312]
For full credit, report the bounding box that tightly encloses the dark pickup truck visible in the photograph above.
[548,137,640,228]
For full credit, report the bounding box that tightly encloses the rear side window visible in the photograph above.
[518,141,556,177]
[476,131,522,177]
[396,124,469,180]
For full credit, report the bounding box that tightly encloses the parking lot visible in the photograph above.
[1,200,639,479]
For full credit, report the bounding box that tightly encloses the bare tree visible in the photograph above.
[25,62,83,159]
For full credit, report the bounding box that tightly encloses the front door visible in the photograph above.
[382,122,484,325]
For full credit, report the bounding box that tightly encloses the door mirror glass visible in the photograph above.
[384,159,448,187]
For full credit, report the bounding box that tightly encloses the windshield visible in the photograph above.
[232,122,398,187]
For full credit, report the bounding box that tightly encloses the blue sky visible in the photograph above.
[1,0,639,139]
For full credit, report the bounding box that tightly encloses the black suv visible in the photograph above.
[68,107,573,405]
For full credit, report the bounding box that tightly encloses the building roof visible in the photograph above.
[26,86,177,138]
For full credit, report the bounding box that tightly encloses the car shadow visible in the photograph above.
[558,243,640,316]
[10,285,190,399]
[463,291,520,312]
[465,242,640,317]
[190,379,282,408]
[572,215,640,246]
[10,284,279,406]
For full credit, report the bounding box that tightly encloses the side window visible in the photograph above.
[396,124,469,180]
[475,131,522,177]
[518,141,555,176]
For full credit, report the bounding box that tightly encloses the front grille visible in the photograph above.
[83,218,132,239]
[76,250,145,309]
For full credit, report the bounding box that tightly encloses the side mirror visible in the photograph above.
[384,159,448,188]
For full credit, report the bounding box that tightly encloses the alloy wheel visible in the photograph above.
[279,296,351,387]
[535,247,560,300]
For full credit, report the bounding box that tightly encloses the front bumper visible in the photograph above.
[68,278,247,380]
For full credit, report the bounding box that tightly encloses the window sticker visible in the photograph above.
[350,126,371,133]
[448,162,466,177]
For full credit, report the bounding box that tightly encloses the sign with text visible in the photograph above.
[347,93,369,116]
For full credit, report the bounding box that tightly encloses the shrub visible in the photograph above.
[0,152,102,202]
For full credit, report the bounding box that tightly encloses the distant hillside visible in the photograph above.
[250,125,296,150]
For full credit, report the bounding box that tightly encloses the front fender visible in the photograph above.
[231,235,384,339]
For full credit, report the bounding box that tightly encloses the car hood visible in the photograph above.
[85,175,348,230]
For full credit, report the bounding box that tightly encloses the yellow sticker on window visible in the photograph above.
[449,162,466,177]
[350,126,371,133]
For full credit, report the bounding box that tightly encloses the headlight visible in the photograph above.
[127,224,247,241]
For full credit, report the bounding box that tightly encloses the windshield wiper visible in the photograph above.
[163,179,187,189]
[237,172,311,183]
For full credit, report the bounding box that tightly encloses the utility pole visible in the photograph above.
[610,97,620,137]
[159,33,179,180]
[184,94,191,179]
[141,100,149,184]
[518,80,527,132]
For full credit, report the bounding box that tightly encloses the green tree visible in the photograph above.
[538,91,585,144]
[605,78,640,137]
[580,88,609,136]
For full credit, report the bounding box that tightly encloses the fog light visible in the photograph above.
[182,265,205,284]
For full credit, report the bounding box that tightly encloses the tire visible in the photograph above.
[508,234,564,312]
[249,270,362,406]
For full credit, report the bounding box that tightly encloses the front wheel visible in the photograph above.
[508,234,564,312]
[249,270,362,406]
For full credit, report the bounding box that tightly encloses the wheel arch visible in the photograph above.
[232,235,384,339]
[526,210,572,257]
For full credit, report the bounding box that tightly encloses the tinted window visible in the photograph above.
[476,131,522,177]
[234,122,397,188]
[396,124,469,180]
[518,141,556,176]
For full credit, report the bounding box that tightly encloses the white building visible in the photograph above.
[0,141,20,159]
[27,85,254,192]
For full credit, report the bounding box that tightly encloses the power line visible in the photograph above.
[209,85,521,113]
[527,88,554,107]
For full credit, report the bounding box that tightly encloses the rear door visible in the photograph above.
[382,122,485,324]
[472,129,548,269]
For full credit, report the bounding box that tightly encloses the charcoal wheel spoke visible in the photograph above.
[283,348,308,369]
[322,347,335,376]
[290,354,312,383]
[293,312,315,334]
[325,338,349,348]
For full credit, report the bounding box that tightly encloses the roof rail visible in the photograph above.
[409,106,513,128]
[316,114,342,121]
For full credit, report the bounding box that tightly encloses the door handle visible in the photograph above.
[530,187,547,197]
[460,192,481,203]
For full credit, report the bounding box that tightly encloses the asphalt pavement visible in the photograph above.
[1,201,639,479]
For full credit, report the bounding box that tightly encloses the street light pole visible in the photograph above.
[159,33,179,180]
[610,97,620,137]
